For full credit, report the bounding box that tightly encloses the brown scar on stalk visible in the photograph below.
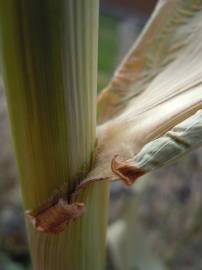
[26,154,145,234]
[26,192,85,234]
[111,155,146,186]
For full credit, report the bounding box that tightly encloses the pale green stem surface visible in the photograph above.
[0,1,109,269]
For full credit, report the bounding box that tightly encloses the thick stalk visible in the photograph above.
[0,1,109,270]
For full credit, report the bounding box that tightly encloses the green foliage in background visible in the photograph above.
[98,15,119,91]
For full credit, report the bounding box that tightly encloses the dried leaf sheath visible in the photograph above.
[97,0,202,123]
[95,0,202,184]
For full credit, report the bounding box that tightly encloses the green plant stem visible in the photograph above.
[0,1,109,269]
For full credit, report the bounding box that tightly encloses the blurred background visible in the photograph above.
[1,1,202,270]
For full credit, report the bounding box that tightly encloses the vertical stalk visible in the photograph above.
[0,1,109,270]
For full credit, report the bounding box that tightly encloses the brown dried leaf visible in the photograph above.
[97,0,202,123]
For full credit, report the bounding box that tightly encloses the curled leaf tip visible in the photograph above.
[26,199,85,234]
[111,155,145,186]
[112,110,202,184]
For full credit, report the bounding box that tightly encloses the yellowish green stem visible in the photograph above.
[0,1,109,269]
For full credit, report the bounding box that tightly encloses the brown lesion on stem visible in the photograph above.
[26,152,143,234]
[25,170,89,234]
[26,183,86,234]
[26,199,85,234]
[25,144,102,234]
